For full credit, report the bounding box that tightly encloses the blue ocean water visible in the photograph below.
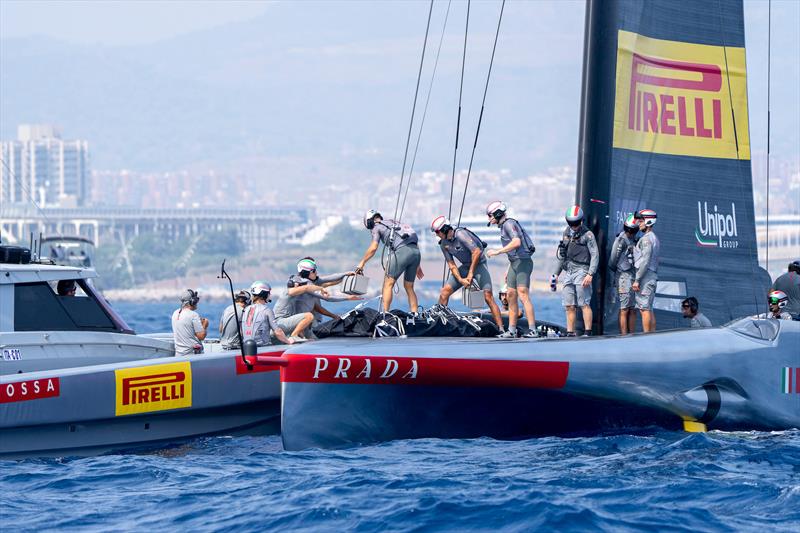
[2,297,799,531]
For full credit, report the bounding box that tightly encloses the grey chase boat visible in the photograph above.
[0,259,287,459]
[278,0,800,450]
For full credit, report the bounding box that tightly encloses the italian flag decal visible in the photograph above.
[781,367,799,394]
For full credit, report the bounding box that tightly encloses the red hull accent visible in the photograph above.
[281,354,569,389]
[235,351,286,374]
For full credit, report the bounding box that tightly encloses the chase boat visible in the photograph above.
[0,256,286,459]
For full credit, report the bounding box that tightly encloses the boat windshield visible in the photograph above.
[14,279,133,334]
[724,317,779,341]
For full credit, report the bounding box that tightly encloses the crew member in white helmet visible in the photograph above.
[632,209,660,333]
[171,289,208,356]
[551,205,598,336]
[356,210,423,313]
[609,213,640,334]
[767,290,793,320]
[242,281,294,346]
[485,200,538,338]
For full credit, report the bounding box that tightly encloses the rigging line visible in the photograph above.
[448,0,470,220]
[391,0,435,223]
[399,0,453,222]
[766,0,771,274]
[0,157,52,226]
[456,0,506,227]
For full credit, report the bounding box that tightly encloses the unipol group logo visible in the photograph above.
[612,30,750,160]
[695,201,739,248]
[115,362,192,416]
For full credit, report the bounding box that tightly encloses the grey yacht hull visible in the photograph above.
[280,320,800,450]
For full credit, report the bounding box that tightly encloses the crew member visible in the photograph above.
[219,290,251,350]
[632,209,660,333]
[681,297,712,328]
[770,260,800,318]
[431,215,504,332]
[295,258,361,326]
[356,210,423,313]
[609,213,640,334]
[242,281,293,346]
[171,289,208,356]
[56,279,77,296]
[767,290,793,320]
[485,201,538,338]
[551,205,598,336]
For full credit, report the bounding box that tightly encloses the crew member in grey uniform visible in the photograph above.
[171,289,209,356]
[485,200,538,338]
[632,209,660,333]
[356,210,423,313]
[242,281,293,346]
[681,297,712,328]
[767,290,793,320]
[551,205,598,336]
[431,215,504,332]
[608,213,640,334]
[219,290,251,350]
[770,260,800,319]
[294,258,360,328]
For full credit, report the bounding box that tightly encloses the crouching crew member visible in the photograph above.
[609,213,640,334]
[681,297,712,328]
[219,289,251,350]
[552,205,598,336]
[242,281,293,346]
[485,200,538,338]
[171,289,208,356]
[768,290,793,320]
[356,210,423,313]
[632,209,660,333]
[431,216,504,332]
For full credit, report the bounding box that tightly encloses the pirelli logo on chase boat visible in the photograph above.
[612,30,750,160]
[115,362,192,416]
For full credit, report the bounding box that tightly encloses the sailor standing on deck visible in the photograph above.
[171,289,208,356]
[485,201,538,338]
[219,290,250,350]
[242,281,294,346]
[431,216,505,332]
[551,205,598,336]
[632,209,660,333]
[356,210,424,313]
[609,213,640,334]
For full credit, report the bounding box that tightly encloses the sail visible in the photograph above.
[576,0,770,333]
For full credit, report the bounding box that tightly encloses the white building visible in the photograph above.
[0,125,90,207]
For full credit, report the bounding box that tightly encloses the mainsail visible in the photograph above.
[576,0,770,333]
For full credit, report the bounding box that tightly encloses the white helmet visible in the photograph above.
[363,209,381,230]
[565,205,584,224]
[768,290,788,309]
[297,258,317,278]
[250,281,271,300]
[637,209,657,227]
[486,200,507,226]
[623,213,640,230]
[430,215,452,234]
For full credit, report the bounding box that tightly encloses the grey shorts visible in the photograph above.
[635,270,658,310]
[275,313,309,335]
[562,268,592,307]
[386,244,421,282]
[616,270,635,309]
[446,261,493,292]
[506,258,533,290]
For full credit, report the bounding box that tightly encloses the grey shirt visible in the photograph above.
[273,275,350,319]
[219,304,244,349]
[499,218,533,260]
[609,232,637,273]
[688,312,712,328]
[771,272,800,317]
[241,302,277,346]
[634,231,660,282]
[171,307,204,356]
[440,228,485,266]
[555,228,599,276]
[372,219,418,250]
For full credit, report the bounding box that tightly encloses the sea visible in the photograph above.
[2,295,799,532]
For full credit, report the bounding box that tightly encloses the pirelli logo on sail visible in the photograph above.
[115,362,192,416]
[612,30,750,160]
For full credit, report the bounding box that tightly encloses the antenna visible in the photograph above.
[218,259,252,371]
[766,0,772,276]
